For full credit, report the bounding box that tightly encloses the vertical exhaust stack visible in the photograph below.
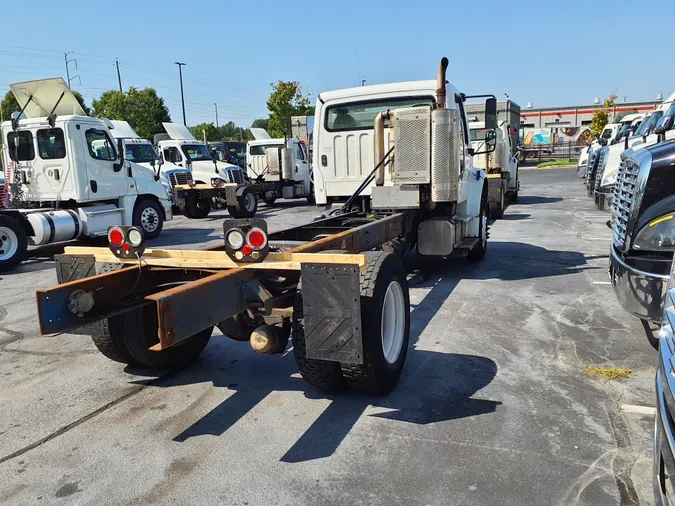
[374,110,391,186]
[436,57,449,109]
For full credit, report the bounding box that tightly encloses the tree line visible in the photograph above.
[1,79,314,146]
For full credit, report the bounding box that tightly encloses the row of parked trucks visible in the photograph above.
[576,93,675,504]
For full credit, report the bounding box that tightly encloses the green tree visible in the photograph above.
[251,118,269,132]
[590,95,617,138]
[188,122,219,142]
[92,87,171,139]
[266,81,314,138]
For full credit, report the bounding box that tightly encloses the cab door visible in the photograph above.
[82,126,130,200]
[290,139,309,183]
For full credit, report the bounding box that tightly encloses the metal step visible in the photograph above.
[455,237,479,250]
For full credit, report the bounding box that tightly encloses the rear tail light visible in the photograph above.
[107,226,146,258]
[223,218,269,263]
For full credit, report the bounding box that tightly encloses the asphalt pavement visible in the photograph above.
[0,169,658,505]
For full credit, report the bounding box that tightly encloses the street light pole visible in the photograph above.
[175,62,187,126]
[214,103,219,129]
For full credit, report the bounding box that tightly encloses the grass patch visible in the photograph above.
[582,364,634,381]
[536,159,577,168]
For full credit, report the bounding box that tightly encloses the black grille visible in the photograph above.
[0,184,4,208]
[168,172,192,188]
[612,158,639,250]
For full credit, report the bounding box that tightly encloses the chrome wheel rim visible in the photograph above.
[381,280,405,364]
[0,226,19,261]
[141,207,159,233]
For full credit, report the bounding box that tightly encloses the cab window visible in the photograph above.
[454,94,469,144]
[37,128,66,159]
[163,147,182,164]
[85,129,117,161]
[293,142,305,161]
[600,128,613,139]
[6,131,34,161]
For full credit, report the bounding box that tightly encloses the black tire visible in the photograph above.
[468,190,488,262]
[306,183,315,205]
[133,198,164,239]
[107,305,212,370]
[340,251,411,395]
[228,187,258,218]
[292,287,347,392]
[92,319,139,365]
[262,191,277,206]
[0,214,27,272]
[489,183,505,219]
[182,198,211,219]
[217,311,262,342]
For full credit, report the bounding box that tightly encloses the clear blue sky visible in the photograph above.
[1,0,674,128]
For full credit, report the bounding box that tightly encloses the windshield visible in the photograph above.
[325,96,435,132]
[181,144,213,162]
[250,143,284,156]
[125,143,157,163]
[600,128,614,139]
[633,111,663,136]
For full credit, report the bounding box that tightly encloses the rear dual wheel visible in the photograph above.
[0,215,27,272]
[228,187,258,218]
[292,251,410,395]
[181,198,211,219]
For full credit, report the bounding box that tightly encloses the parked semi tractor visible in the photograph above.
[155,123,258,219]
[108,120,192,206]
[579,115,643,179]
[36,57,493,396]
[246,136,314,205]
[593,94,675,210]
[209,141,246,170]
[609,139,675,324]
[0,78,172,272]
[469,117,519,218]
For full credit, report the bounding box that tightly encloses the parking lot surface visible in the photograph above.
[0,168,658,505]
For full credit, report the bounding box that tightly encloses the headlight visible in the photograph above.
[601,170,617,187]
[633,214,675,251]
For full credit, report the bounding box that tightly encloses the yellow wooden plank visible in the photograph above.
[173,183,237,190]
[62,246,366,271]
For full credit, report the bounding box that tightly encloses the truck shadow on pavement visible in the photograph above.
[133,267,500,463]
[511,196,563,206]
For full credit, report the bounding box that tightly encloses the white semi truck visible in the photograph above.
[313,60,494,261]
[469,118,519,218]
[246,136,313,205]
[578,115,644,178]
[108,120,192,206]
[0,78,172,271]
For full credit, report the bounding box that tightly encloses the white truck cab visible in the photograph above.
[313,80,440,204]
[246,136,312,203]
[108,120,192,205]
[156,123,245,186]
[0,78,171,271]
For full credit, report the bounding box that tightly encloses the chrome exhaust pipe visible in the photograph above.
[436,57,449,108]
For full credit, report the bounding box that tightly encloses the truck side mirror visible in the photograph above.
[485,129,497,150]
[484,98,497,130]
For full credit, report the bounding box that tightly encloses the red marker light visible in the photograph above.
[122,243,131,253]
[108,227,125,247]
[241,245,252,256]
[247,228,267,250]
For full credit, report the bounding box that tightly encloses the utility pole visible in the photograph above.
[214,103,219,129]
[175,62,187,126]
[64,51,78,88]
[115,59,123,92]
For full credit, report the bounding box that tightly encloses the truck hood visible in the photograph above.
[129,162,159,181]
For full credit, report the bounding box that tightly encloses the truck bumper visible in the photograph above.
[655,358,675,505]
[609,245,668,322]
[594,186,614,212]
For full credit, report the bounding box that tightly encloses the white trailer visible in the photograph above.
[0,78,172,271]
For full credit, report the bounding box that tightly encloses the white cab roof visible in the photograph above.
[250,128,272,140]
[109,120,140,139]
[162,122,196,141]
[318,80,437,103]
[10,77,86,118]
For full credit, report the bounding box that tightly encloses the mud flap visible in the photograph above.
[301,263,363,364]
